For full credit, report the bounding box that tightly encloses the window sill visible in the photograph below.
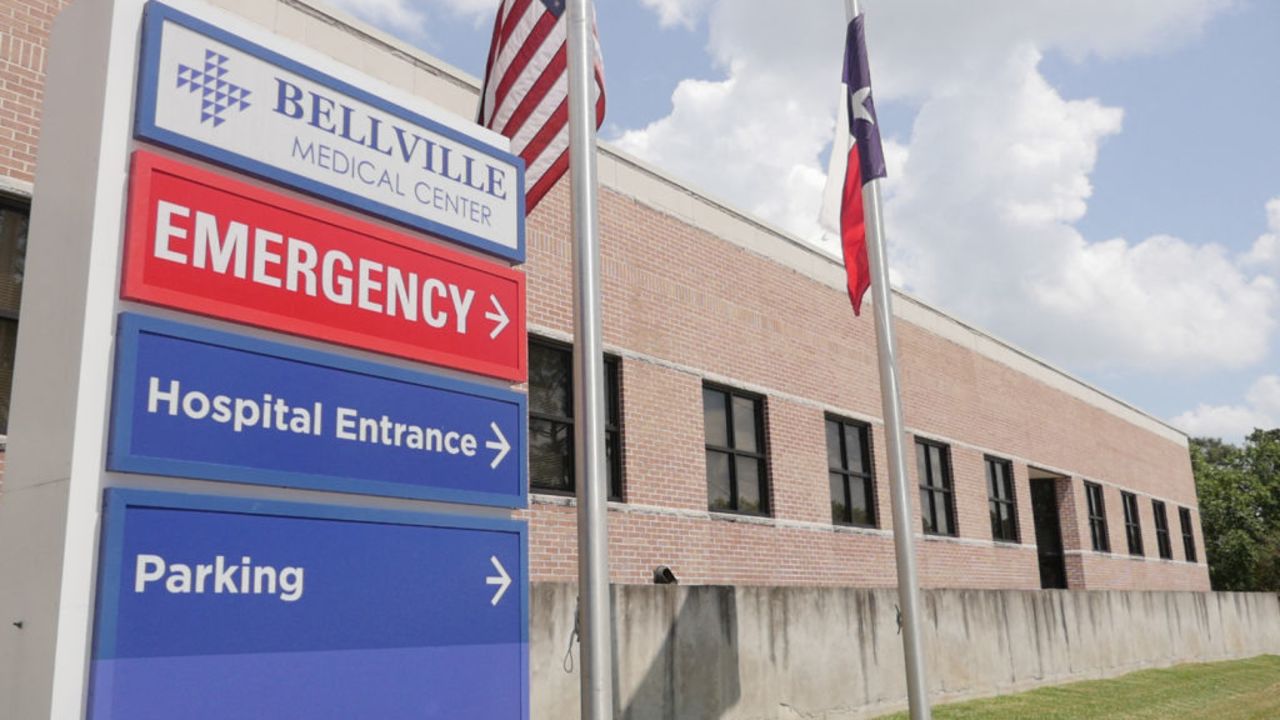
[532,492,576,507]
[833,521,878,531]
[1079,548,1203,566]
[708,510,774,526]
[832,523,891,539]
[530,492,625,507]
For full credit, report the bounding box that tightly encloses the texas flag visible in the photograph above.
[820,13,886,316]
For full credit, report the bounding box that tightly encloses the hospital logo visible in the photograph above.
[175,50,252,127]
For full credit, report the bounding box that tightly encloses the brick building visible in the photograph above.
[0,0,1209,594]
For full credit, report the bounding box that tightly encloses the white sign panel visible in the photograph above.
[135,1,525,261]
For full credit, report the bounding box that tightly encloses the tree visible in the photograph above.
[1190,431,1280,591]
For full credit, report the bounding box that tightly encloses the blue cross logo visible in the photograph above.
[175,50,252,127]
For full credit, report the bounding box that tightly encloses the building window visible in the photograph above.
[986,456,1019,543]
[916,438,956,536]
[703,384,768,515]
[1084,482,1110,553]
[0,200,26,435]
[528,338,622,499]
[1121,491,1144,556]
[1179,507,1197,563]
[827,416,875,527]
[1152,500,1173,560]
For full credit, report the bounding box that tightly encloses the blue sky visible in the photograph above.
[1043,2,1280,253]
[333,0,1280,442]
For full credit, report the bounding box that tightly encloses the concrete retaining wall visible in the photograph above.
[531,583,1280,719]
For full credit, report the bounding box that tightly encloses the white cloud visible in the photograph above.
[323,0,493,36]
[639,0,711,29]
[614,2,845,241]
[861,0,1233,102]
[1254,375,1280,414]
[1243,197,1280,268]
[439,0,502,22]
[1173,375,1280,440]
[613,0,1273,374]
[324,0,428,30]
[884,47,1276,372]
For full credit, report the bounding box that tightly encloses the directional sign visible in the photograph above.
[108,313,527,508]
[122,151,526,381]
[89,489,528,719]
[134,1,524,261]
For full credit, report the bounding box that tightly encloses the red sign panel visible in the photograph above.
[122,151,526,381]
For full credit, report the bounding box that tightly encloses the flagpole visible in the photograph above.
[564,1,614,719]
[846,1,932,718]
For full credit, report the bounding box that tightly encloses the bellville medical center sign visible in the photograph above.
[134,2,525,262]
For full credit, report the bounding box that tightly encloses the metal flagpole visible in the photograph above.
[846,1,932,718]
[564,1,613,719]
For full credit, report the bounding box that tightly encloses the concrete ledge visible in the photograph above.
[0,175,33,200]
[532,584,1280,719]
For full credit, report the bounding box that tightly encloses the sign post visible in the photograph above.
[0,1,530,717]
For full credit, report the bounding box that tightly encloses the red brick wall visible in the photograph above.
[522,180,1210,592]
[1064,478,1209,591]
[0,1,66,187]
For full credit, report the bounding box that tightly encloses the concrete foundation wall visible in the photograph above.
[531,583,1280,719]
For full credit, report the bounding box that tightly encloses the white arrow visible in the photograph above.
[484,294,509,340]
[486,555,511,606]
[485,422,510,469]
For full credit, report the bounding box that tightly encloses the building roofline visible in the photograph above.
[889,291,1188,441]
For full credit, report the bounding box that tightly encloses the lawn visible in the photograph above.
[879,655,1280,720]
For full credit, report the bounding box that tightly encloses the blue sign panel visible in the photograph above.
[89,489,528,719]
[134,1,525,262]
[108,314,527,508]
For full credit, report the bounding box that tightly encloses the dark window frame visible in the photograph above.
[703,382,769,516]
[916,438,957,537]
[826,415,877,528]
[0,195,27,436]
[1084,481,1110,553]
[1121,491,1144,556]
[985,456,1020,543]
[527,337,623,500]
[1178,507,1197,563]
[1152,500,1173,560]
[0,194,25,322]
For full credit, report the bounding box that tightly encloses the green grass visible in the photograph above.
[878,655,1280,720]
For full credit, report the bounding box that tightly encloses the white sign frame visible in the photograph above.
[135,2,526,261]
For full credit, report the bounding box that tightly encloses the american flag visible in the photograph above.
[478,0,606,213]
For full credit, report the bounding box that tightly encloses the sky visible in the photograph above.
[327,0,1280,443]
